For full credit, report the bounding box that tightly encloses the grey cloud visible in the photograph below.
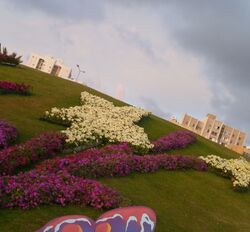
[115,26,167,66]
[117,0,250,142]
[171,1,250,83]
[164,0,250,141]
[116,26,156,59]
[141,97,172,119]
[7,0,106,21]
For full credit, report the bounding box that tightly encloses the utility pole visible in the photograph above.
[76,64,85,82]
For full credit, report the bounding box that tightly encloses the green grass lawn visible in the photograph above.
[0,65,249,232]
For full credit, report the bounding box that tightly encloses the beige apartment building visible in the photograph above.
[26,53,72,79]
[180,113,247,148]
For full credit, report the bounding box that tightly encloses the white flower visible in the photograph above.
[45,91,154,150]
[200,155,250,190]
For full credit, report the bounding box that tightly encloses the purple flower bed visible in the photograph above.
[0,81,31,95]
[0,120,18,149]
[0,142,207,210]
[0,170,122,210]
[0,132,66,175]
[36,144,207,179]
[152,130,197,153]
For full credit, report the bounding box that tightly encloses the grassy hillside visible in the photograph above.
[0,65,249,232]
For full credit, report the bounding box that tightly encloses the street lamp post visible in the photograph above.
[76,64,85,82]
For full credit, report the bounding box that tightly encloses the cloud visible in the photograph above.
[115,26,158,62]
[159,0,250,139]
[140,97,172,119]
[114,0,250,142]
[6,0,106,22]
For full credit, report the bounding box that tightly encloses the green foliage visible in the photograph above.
[0,44,22,66]
[0,65,249,232]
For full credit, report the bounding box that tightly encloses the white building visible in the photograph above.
[26,53,72,79]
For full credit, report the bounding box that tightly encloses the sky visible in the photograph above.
[0,0,249,145]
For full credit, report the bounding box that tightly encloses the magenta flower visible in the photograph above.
[0,81,31,95]
[0,132,66,175]
[152,130,197,153]
[0,120,18,150]
[36,143,207,179]
[0,141,207,210]
[0,170,122,210]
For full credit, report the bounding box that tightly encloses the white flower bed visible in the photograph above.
[200,155,250,191]
[45,91,153,151]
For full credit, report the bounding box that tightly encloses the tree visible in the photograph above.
[0,43,22,66]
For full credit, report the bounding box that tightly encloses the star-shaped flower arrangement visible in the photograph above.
[44,92,153,152]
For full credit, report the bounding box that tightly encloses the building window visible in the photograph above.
[51,65,62,77]
[36,59,45,70]
[217,126,220,129]
[207,129,210,133]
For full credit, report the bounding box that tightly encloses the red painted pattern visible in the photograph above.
[37,206,156,232]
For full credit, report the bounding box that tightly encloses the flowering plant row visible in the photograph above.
[44,91,153,152]
[0,81,31,95]
[37,143,207,179]
[152,130,196,153]
[0,143,206,210]
[200,155,250,191]
[0,120,18,150]
[0,132,66,175]
[0,171,123,210]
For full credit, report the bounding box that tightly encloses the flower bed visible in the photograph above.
[37,143,207,179]
[152,130,196,153]
[0,171,123,210]
[200,155,250,191]
[0,81,31,95]
[0,120,18,149]
[0,142,207,210]
[71,154,207,179]
[43,91,153,152]
[0,132,66,175]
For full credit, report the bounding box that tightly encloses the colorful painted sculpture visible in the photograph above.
[36,206,156,232]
